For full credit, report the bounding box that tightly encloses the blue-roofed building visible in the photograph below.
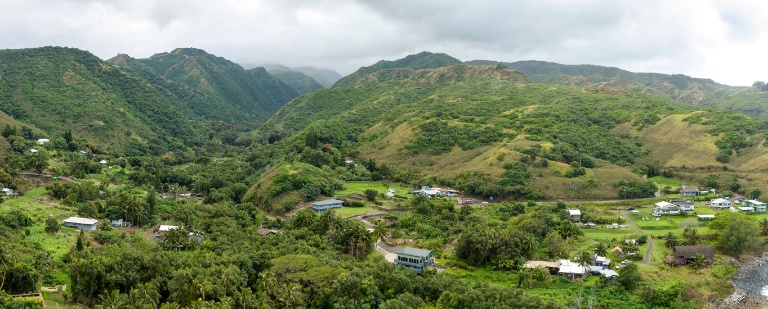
[395,247,435,274]
[311,199,344,212]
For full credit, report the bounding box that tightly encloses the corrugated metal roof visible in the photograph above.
[311,199,344,206]
[159,225,180,231]
[397,247,432,258]
[63,217,98,225]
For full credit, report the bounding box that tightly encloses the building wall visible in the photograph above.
[64,222,97,231]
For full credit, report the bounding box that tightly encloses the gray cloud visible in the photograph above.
[0,0,766,85]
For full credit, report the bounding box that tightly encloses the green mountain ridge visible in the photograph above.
[263,68,324,94]
[465,59,743,106]
[0,47,195,151]
[111,48,298,129]
[257,58,768,200]
[333,51,463,87]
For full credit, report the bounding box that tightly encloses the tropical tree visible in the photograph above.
[682,227,700,245]
[760,218,768,236]
[371,220,390,244]
[576,250,592,281]
[750,188,762,200]
[665,232,679,249]
[594,241,607,256]
[719,215,762,257]
[618,263,641,290]
[96,290,127,309]
[45,216,60,234]
[318,209,338,232]
[542,231,566,259]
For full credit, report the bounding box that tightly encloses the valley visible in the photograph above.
[1,48,768,308]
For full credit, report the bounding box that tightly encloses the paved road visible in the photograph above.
[622,213,653,265]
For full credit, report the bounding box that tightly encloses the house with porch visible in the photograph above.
[653,201,681,216]
[669,199,694,211]
[743,200,767,213]
[395,247,435,274]
[558,260,586,280]
[710,198,732,209]
[668,245,715,266]
[679,185,700,197]
[738,206,756,214]
[311,199,344,212]
[590,254,611,272]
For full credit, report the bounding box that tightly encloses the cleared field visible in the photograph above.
[336,181,414,197]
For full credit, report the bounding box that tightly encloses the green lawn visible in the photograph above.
[1,187,79,259]
[337,181,413,197]
[334,205,383,218]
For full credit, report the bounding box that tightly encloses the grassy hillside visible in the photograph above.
[0,47,195,151]
[111,48,298,129]
[465,60,742,106]
[334,51,463,87]
[257,64,736,199]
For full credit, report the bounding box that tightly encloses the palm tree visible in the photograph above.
[683,227,700,245]
[277,282,303,308]
[371,220,390,245]
[220,265,240,296]
[665,232,679,249]
[594,241,607,256]
[521,233,537,258]
[577,250,592,282]
[257,271,278,298]
[130,282,160,309]
[159,303,181,309]
[96,290,127,309]
[318,209,338,232]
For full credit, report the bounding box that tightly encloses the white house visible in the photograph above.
[670,199,694,211]
[558,260,586,280]
[710,198,731,209]
[653,201,681,216]
[36,138,50,145]
[63,217,98,231]
[0,188,15,197]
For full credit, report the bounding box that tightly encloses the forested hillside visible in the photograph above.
[109,48,298,129]
[263,66,324,94]
[333,52,462,87]
[0,47,195,151]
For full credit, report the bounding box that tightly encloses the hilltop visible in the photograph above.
[110,48,298,129]
[262,65,324,94]
[333,51,463,87]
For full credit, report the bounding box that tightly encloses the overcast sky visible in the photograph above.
[2,0,766,86]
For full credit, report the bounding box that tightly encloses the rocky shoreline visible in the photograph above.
[720,253,768,308]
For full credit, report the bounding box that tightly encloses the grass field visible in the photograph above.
[334,205,384,218]
[336,181,414,197]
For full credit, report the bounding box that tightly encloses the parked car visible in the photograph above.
[627,207,635,211]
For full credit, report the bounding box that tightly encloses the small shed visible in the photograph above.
[63,217,98,231]
[311,199,344,212]
[697,214,715,221]
[611,246,624,257]
[257,227,278,236]
[566,209,581,222]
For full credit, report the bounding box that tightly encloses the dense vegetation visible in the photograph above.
[109,48,298,130]
[334,51,462,86]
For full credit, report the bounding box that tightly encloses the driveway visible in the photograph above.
[622,213,653,265]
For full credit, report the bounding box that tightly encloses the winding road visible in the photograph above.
[622,213,653,265]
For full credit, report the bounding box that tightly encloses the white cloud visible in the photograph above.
[0,0,766,85]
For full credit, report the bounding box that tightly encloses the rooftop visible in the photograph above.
[674,245,715,259]
[311,199,344,206]
[63,217,98,225]
[159,225,180,231]
[567,209,581,216]
[397,247,433,258]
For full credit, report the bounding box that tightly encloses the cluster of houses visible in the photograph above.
[524,254,620,283]
[712,198,768,214]
[409,186,460,198]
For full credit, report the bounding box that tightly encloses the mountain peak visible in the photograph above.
[334,51,462,86]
